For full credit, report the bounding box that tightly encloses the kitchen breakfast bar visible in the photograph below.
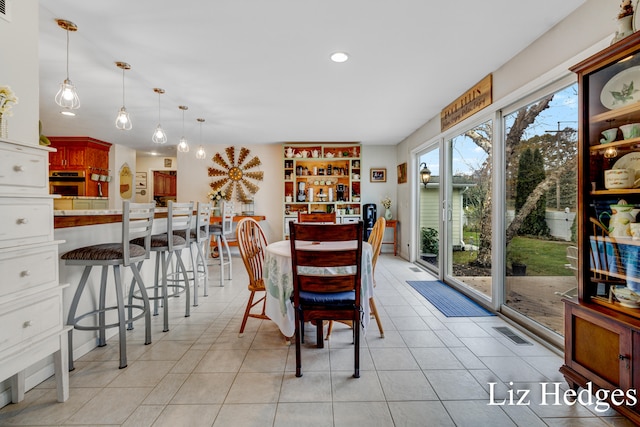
[53,208,265,365]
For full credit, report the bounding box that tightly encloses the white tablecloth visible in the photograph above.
[264,239,374,337]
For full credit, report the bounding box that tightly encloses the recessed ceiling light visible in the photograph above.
[330,52,349,63]
[60,110,76,116]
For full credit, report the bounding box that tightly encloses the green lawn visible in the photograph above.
[453,235,574,276]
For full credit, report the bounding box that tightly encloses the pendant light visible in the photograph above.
[152,88,167,144]
[114,62,132,130]
[195,118,206,160]
[177,105,189,152]
[54,19,81,110]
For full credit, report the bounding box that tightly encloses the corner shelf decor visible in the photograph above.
[282,143,362,238]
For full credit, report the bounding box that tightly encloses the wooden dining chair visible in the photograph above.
[290,221,363,378]
[236,218,270,336]
[297,211,337,224]
[327,216,385,339]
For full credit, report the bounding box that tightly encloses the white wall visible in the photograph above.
[395,0,617,260]
[176,144,398,245]
[110,144,137,209]
[0,0,39,145]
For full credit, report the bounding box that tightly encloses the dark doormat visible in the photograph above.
[406,280,495,317]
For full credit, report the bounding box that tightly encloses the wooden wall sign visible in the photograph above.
[440,74,492,132]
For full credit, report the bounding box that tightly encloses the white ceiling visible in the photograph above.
[38,0,585,157]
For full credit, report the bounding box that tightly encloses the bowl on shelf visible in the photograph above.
[600,127,618,144]
[620,123,640,140]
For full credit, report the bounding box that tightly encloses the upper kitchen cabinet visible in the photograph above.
[47,137,112,197]
[48,137,111,171]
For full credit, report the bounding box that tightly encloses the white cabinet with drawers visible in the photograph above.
[0,138,69,404]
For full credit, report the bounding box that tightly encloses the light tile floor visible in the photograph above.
[0,254,635,426]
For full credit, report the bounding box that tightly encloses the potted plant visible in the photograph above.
[420,227,438,264]
[509,253,527,276]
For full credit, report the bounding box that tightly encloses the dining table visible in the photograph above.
[263,239,374,338]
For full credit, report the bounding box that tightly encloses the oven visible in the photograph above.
[49,170,86,196]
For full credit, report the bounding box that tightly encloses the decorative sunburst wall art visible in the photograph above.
[208,146,263,201]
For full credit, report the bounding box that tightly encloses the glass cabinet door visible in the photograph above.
[581,43,640,313]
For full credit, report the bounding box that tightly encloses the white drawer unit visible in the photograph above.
[0,198,54,249]
[0,138,68,405]
[0,243,59,300]
[0,142,49,195]
[0,292,63,354]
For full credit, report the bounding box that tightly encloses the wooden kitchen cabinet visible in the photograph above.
[48,144,86,170]
[153,171,177,197]
[561,32,640,424]
[47,137,112,197]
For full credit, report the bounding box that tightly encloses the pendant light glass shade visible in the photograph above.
[177,105,189,152]
[55,20,80,110]
[114,62,132,130]
[195,118,206,160]
[152,88,167,144]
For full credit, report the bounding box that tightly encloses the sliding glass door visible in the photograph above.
[445,120,493,299]
[416,147,440,275]
[503,83,578,336]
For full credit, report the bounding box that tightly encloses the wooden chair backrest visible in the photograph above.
[297,211,337,224]
[236,218,268,289]
[289,222,363,298]
[368,217,386,273]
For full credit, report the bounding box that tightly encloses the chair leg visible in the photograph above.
[200,239,210,297]
[153,251,161,316]
[112,265,128,369]
[127,261,144,330]
[369,297,384,338]
[97,266,109,347]
[189,243,198,307]
[239,290,256,335]
[160,251,170,332]
[130,263,152,346]
[294,308,302,377]
[174,250,191,318]
[66,266,93,371]
[316,320,324,348]
[221,235,232,280]
[354,311,360,379]
[217,235,225,287]
[326,321,334,340]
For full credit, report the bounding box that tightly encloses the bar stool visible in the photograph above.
[129,201,193,332]
[210,201,233,287]
[175,202,211,304]
[63,202,155,370]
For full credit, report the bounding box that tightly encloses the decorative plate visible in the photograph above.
[613,152,640,181]
[600,65,640,109]
[613,286,640,308]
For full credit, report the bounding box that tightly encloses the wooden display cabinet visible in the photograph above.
[561,32,640,424]
[282,143,362,238]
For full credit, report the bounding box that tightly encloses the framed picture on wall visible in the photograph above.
[135,172,147,189]
[164,158,172,168]
[397,162,407,184]
[370,168,387,182]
